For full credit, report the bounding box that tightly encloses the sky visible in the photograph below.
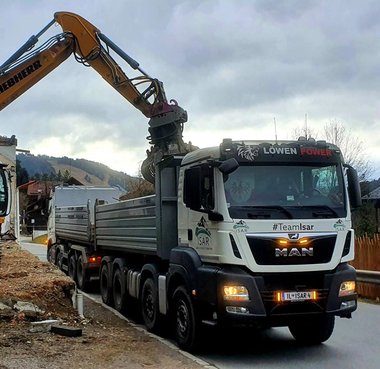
[1,0,380,178]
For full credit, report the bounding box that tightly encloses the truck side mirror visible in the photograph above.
[183,167,202,210]
[345,165,362,209]
[218,158,239,175]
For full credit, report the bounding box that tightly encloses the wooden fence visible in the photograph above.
[351,234,380,300]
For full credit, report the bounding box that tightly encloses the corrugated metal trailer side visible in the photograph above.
[55,205,92,244]
[95,195,157,254]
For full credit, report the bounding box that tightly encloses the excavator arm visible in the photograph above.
[0,11,193,183]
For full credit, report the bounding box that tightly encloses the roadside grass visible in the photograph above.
[32,234,48,245]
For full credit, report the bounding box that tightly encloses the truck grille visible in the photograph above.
[246,233,336,265]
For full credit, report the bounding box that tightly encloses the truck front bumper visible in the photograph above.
[213,263,357,327]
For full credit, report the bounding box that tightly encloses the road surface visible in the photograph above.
[19,236,47,262]
[20,238,380,369]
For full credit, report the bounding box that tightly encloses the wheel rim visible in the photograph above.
[101,267,108,299]
[69,257,76,279]
[114,276,122,307]
[143,287,155,322]
[176,299,189,339]
[56,252,63,269]
[77,259,84,284]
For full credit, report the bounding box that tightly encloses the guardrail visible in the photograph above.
[356,270,380,285]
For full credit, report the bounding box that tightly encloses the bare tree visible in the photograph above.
[323,121,371,181]
[292,120,371,181]
[120,164,154,200]
[292,126,318,141]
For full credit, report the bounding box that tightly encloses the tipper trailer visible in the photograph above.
[47,138,361,351]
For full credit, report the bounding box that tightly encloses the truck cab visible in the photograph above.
[174,137,361,346]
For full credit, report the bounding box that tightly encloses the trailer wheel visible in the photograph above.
[100,263,113,306]
[289,315,335,345]
[172,286,199,352]
[68,254,77,283]
[141,278,161,332]
[77,255,90,291]
[113,268,127,313]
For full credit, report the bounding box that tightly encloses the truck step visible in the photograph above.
[202,320,217,327]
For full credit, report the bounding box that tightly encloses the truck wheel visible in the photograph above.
[141,278,161,332]
[56,250,63,270]
[76,255,90,291]
[172,286,199,352]
[68,254,77,283]
[113,268,127,313]
[289,315,335,345]
[100,263,113,306]
[47,246,54,263]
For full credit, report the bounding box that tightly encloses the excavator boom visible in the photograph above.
[0,11,193,183]
[0,36,73,110]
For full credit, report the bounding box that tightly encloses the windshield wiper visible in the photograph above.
[246,206,293,219]
[310,205,340,218]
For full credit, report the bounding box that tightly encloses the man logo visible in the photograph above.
[288,233,299,240]
[275,247,314,257]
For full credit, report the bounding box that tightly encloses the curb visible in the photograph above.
[80,291,217,369]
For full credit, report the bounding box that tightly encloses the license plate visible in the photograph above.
[281,291,315,302]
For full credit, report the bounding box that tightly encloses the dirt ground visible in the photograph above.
[0,241,208,369]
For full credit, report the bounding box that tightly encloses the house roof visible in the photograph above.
[362,186,380,200]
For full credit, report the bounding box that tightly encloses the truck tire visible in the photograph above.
[141,278,161,332]
[56,250,63,271]
[289,315,335,345]
[47,246,54,263]
[68,254,77,283]
[76,255,90,291]
[113,268,127,313]
[100,263,113,306]
[172,286,199,352]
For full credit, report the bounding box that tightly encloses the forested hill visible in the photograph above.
[17,153,133,189]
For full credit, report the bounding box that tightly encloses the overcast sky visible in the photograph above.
[1,0,380,178]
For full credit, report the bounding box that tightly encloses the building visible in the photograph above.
[18,177,84,234]
[362,186,380,233]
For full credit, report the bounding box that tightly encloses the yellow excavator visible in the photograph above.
[0,11,194,183]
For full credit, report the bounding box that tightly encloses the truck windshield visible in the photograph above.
[224,163,346,219]
[0,169,8,216]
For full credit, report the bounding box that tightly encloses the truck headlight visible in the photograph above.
[339,281,356,297]
[223,286,249,301]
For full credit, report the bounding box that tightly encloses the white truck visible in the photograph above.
[47,137,361,352]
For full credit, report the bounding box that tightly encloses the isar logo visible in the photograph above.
[275,247,314,257]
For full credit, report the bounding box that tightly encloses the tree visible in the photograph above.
[323,121,371,181]
[16,159,29,187]
[62,169,71,183]
[292,120,371,181]
[120,165,154,200]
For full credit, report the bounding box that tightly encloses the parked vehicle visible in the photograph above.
[47,138,361,351]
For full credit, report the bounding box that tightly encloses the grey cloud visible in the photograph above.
[1,0,380,176]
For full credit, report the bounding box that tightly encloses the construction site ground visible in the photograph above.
[0,241,208,369]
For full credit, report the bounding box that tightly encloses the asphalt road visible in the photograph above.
[19,238,47,262]
[197,302,380,369]
[20,239,380,369]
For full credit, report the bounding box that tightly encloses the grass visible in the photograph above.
[32,234,48,245]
